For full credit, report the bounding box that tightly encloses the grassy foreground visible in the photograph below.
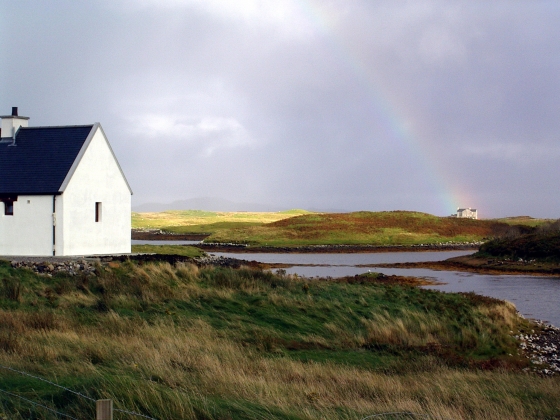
[204,211,513,247]
[0,260,558,419]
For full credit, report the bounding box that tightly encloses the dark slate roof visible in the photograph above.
[0,125,93,195]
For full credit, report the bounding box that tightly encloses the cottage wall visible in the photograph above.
[57,127,131,255]
[0,195,53,255]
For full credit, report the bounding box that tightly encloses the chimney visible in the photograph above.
[1,107,30,139]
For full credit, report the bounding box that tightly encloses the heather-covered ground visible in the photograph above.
[203,211,517,247]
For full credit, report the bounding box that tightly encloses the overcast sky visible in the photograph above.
[1,0,559,218]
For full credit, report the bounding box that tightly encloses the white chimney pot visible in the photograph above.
[1,107,30,138]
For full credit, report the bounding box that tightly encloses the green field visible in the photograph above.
[494,216,554,228]
[0,259,558,419]
[203,211,516,246]
[131,209,556,248]
[132,209,311,234]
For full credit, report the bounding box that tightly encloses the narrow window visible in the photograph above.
[95,202,102,222]
[4,201,13,216]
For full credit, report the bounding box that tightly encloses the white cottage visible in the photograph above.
[0,107,132,256]
[456,208,477,219]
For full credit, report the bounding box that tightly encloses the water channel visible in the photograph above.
[210,250,560,327]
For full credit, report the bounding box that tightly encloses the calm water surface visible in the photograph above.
[212,251,560,326]
[211,250,473,266]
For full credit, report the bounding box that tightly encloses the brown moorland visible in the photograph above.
[205,211,522,247]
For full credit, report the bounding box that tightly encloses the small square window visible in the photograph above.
[95,202,102,222]
[4,201,13,216]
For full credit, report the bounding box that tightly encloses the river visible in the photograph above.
[210,250,560,327]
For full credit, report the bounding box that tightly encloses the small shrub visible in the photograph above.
[53,276,74,295]
[94,297,111,312]
[1,277,22,302]
[25,311,57,330]
[0,331,20,353]
[76,273,90,291]
[175,262,199,282]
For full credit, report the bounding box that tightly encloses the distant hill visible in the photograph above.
[133,197,282,213]
[133,197,348,213]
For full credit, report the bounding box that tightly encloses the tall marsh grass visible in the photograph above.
[0,259,558,419]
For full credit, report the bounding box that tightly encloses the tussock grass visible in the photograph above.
[0,259,558,419]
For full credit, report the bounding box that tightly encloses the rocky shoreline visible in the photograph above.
[364,257,560,276]
[131,229,483,253]
[5,253,263,276]
[196,242,481,253]
[518,320,560,376]
[9,259,98,276]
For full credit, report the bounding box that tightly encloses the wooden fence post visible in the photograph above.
[96,399,113,420]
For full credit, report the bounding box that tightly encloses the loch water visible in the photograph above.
[212,250,560,327]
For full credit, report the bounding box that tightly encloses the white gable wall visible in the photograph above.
[57,126,131,255]
[0,195,53,255]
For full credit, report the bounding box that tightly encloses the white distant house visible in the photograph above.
[0,107,132,256]
[456,208,478,219]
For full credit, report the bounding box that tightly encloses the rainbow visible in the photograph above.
[295,1,473,215]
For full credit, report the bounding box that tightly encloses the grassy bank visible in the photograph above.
[131,244,205,257]
[204,211,513,247]
[0,259,558,419]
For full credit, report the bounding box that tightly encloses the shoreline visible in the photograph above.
[199,243,479,254]
[360,255,560,276]
[131,230,482,253]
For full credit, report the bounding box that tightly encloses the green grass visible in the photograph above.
[204,211,514,247]
[131,210,550,248]
[132,209,311,234]
[0,259,558,419]
[493,216,553,228]
[164,221,264,234]
[131,244,205,257]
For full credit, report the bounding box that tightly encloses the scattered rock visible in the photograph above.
[516,320,560,375]
[9,259,97,276]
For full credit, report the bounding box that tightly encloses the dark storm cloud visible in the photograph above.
[1,0,559,217]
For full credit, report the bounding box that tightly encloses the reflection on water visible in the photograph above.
[212,251,560,327]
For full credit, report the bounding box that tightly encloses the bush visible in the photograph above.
[478,224,560,262]
[1,276,21,302]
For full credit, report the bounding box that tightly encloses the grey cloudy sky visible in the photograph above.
[1,0,559,218]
